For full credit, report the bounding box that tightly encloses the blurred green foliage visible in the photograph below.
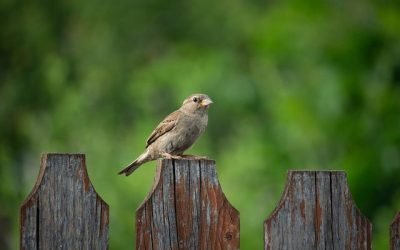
[1,0,400,249]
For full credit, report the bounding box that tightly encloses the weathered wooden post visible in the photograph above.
[20,153,109,249]
[136,159,239,250]
[391,212,400,250]
[264,171,371,250]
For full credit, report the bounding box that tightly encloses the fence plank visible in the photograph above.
[392,212,400,250]
[136,159,239,250]
[264,171,371,250]
[20,153,109,250]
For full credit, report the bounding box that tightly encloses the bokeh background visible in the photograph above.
[1,0,400,249]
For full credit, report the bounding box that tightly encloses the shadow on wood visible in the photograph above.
[391,212,400,250]
[264,171,371,250]
[20,153,109,250]
[136,159,239,250]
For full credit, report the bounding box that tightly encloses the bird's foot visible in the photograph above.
[161,153,183,160]
[179,154,209,160]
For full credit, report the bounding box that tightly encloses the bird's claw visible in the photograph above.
[179,155,209,160]
[161,153,208,161]
[193,156,209,160]
[161,153,183,160]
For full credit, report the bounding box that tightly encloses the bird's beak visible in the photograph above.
[200,99,213,108]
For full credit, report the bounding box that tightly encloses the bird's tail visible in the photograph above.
[118,150,151,176]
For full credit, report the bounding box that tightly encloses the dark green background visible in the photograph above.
[1,0,400,249]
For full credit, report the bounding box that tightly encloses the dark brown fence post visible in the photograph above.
[20,153,109,250]
[136,159,239,250]
[391,212,400,250]
[264,171,371,250]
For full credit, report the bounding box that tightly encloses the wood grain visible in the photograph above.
[20,153,109,250]
[391,212,400,250]
[264,171,371,250]
[136,159,239,250]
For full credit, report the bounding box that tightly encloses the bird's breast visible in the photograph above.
[166,115,207,153]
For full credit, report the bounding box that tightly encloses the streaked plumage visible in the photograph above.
[118,94,213,176]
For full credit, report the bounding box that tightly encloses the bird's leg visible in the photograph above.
[161,153,183,160]
[161,152,173,159]
[192,156,209,160]
[178,154,209,160]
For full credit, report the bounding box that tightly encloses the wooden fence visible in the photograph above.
[20,153,400,249]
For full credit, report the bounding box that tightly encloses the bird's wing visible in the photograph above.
[145,110,180,148]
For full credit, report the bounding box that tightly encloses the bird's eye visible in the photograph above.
[192,97,198,102]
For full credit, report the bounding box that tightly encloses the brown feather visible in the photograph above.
[145,110,180,148]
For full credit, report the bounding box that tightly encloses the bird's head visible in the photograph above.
[181,94,213,113]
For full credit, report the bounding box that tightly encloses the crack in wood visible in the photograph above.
[264,170,371,250]
[136,159,239,250]
[20,154,109,250]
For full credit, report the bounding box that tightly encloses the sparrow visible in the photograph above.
[118,93,213,176]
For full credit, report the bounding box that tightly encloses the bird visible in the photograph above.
[118,93,213,176]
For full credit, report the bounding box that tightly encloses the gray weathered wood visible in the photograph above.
[20,153,109,250]
[136,159,239,250]
[391,212,400,250]
[264,171,371,250]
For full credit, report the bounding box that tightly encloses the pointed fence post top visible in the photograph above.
[391,212,400,250]
[265,170,371,250]
[20,153,109,250]
[21,154,87,203]
[136,158,240,250]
